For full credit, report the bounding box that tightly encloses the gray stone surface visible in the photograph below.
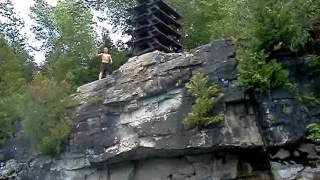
[271,162,320,180]
[272,162,304,180]
[293,151,300,157]
[69,40,264,165]
[272,149,290,160]
[298,144,320,159]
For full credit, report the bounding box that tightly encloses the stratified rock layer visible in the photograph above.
[1,40,320,180]
[71,40,263,165]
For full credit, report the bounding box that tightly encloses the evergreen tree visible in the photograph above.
[30,0,58,53]
[0,0,26,48]
[31,0,96,86]
[0,38,25,145]
[0,0,36,82]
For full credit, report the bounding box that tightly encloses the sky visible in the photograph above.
[10,0,127,64]
[11,0,58,64]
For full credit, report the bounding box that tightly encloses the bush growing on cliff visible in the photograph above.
[184,73,224,127]
[306,55,320,75]
[17,75,75,155]
[245,0,312,52]
[238,50,289,93]
[306,123,320,143]
[0,38,26,146]
[237,0,320,93]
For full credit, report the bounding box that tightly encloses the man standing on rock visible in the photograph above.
[96,47,113,80]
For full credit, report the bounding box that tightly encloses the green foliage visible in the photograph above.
[81,0,320,52]
[48,0,96,85]
[110,49,127,71]
[238,50,289,93]
[184,73,224,127]
[296,91,320,107]
[17,75,74,155]
[266,114,276,126]
[306,55,320,74]
[166,0,223,49]
[31,0,129,87]
[1,0,36,82]
[245,0,312,52]
[0,38,25,145]
[236,0,320,93]
[0,0,26,48]
[167,0,320,50]
[31,0,96,87]
[306,123,320,143]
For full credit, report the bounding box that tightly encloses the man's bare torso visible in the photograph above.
[101,53,111,64]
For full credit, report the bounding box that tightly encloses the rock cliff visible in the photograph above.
[1,40,320,180]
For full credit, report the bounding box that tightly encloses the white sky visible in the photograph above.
[12,0,58,64]
[10,0,128,64]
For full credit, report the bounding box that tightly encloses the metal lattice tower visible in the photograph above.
[127,0,183,56]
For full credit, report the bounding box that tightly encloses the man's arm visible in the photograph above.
[109,55,113,64]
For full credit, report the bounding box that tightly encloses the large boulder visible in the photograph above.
[70,40,263,165]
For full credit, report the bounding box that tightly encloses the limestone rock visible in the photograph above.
[298,144,319,160]
[293,151,300,157]
[272,149,290,160]
[271,162,304,180]
[69,40,264,165]
[271,162,320,180]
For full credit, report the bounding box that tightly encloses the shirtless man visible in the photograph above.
[96,47,113,80]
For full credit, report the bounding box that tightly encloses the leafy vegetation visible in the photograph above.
[31,0,96,86]
[266,114,276,126]
[31,0,128,87]
[0,0,26,49]
[306,55,320,75]
[0,0,129,153]
[184,73,224,127]
[238,50,289,93]
[297,92,320,107]
[0,38,25,145]
[306,123,320,143]
[17,75,75,155]
[236,0,320,93]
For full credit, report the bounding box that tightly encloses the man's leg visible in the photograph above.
[99,63,106,80]
[99,72,103,80]
[107,64,112,75]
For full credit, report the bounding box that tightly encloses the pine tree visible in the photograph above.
[0,0,26,48]
[0,38,25,145]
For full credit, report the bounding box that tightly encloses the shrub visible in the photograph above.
[238,50,289,93]
[0,102,15,145]
[247,0,311,52]
[18,75,75,155]
[0,38,26,146]
[306,54,320,70]
[184,73,224,127]
[237,0,319,93]
[306,123,320,143]
[297,92,320,107]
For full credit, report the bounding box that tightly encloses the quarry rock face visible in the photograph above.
[1,40,320,180]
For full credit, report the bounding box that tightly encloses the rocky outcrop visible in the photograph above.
[0,40,320,180]
[70,40,263,166]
